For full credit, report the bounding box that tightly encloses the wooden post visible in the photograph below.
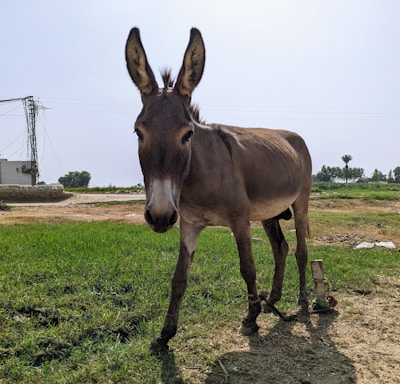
[311,259,330,309]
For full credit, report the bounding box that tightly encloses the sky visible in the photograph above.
[1,1,399,186]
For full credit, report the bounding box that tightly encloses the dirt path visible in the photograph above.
[0,193,147,224]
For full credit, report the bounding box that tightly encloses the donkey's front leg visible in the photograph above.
[150,223,202,354]
[293,201,310,323]
[232,222,261,336]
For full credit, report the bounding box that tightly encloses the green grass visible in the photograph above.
[309,209,399,232]
[64,186,144,193]
[312,182,400,201]
[0,219,399,383]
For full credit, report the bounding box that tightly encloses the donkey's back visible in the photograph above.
[181,123,311,224]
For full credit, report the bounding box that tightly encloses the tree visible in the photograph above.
[341,154,352,184]
[387,170,394,183]
[371,169,385,182]
[346,167,365,182]
[58,171,91,187]
[314,165,365,183]
[393,166,400,183]
[314,165,334,182]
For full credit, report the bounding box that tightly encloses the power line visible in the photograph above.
[0,97,30,103]
[0,129,26,154]
[36,96,400,120]
[0,104,23,116]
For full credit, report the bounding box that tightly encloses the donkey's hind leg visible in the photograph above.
[261,218,289,312]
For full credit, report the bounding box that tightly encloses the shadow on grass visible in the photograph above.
[156,352,185,384]
[205,311,356,384]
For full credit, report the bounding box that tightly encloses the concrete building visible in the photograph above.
[0,158,37,185]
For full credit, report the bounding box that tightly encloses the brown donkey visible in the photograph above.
[125,28,312,353]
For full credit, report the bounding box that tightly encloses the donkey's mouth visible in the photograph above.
[145,209,178,233]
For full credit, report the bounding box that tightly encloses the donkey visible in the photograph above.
[125,27,312,353]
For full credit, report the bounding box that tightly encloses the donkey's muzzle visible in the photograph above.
[145,207,178,233]
[144,179,179,233]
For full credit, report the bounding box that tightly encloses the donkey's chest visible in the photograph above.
[179,204,230,227]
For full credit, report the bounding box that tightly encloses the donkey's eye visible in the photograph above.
[135,129,144,141]
[182,130,193,144]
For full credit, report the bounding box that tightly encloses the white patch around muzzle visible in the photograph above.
[144,178,179,233]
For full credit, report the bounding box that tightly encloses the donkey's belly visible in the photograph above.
[250,200,293,221]
[249,196,296,221]
[180,193,296,227]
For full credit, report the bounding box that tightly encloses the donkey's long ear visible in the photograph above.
[175,28,205,103]
[125,28,158,99]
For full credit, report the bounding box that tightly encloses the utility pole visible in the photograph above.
[0,96,41,185]
[22,96,39,185]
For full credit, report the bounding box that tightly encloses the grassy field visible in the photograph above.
[312,181,400,201]
[0,184,399,383]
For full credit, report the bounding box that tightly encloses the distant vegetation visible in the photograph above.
[56,154,399,190]
[64,184,145,193]
[313,167,400,184]
[58,171,91,188]
[313,154,400,184]
[64,182,399,199]
[312,182,400,201]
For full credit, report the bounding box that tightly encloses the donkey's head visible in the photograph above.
[125,28,205,233]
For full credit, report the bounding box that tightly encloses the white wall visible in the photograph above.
[0,159,34,185]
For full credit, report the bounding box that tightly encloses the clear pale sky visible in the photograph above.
[1,1,399,186]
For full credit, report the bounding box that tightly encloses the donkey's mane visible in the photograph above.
[188,104,206,124]
[161,68,174,89]
[160,68,205,124]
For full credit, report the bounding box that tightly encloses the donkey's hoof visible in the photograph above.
[150,338,170,355]
[240,321,259,336]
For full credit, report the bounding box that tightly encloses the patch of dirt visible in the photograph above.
[309,197,400,214]
[203,276,400,383]
[309,198,400,247]
[314,233,378,246]
[0,193,147,225]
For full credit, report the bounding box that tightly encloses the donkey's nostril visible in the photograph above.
[145,207,178,232]
[169,211,178,226]
[145,209,154,224]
